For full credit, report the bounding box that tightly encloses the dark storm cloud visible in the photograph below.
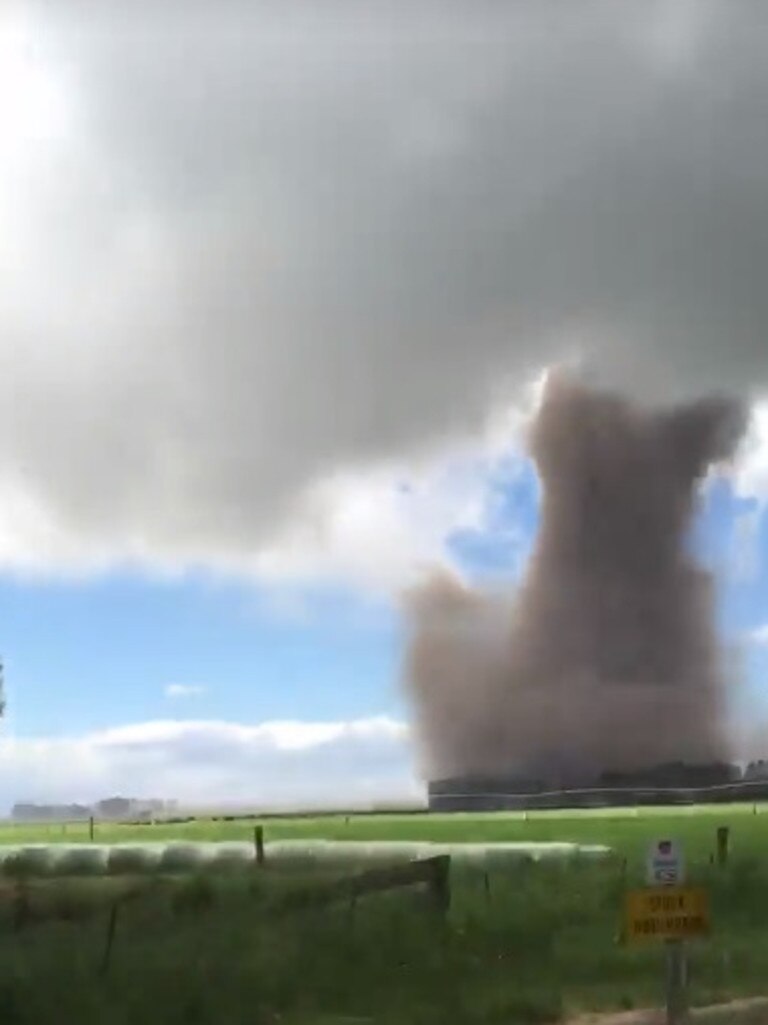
[1,1,767,569]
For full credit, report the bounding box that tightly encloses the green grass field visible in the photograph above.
[3,802,766,864]
[0,805,766,1023]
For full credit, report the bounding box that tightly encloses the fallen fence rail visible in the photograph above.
[275,854,451,917]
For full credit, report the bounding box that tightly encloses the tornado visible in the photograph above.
[404,372,746,787]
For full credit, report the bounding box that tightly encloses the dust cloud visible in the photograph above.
[404,373,746,785]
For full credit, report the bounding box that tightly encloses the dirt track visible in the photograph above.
[567,997,768,1024]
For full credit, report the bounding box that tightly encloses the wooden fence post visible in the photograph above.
[347,893,358,930]
[429,855,451,916]
[99,903,120,977]
[89,816,95,842]
[254,825,265,866]
[716,826,729,867]
[12,885,29,933]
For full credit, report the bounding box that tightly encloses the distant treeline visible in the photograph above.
[428,760,768,811]
[8,801,426,827]
[123,806,427,826]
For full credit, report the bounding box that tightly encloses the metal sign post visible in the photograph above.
[647,839,688,1022]
[624,841,705,1024]
[665,938,688,1024]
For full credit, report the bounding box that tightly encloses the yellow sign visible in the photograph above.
[624,887,710,943]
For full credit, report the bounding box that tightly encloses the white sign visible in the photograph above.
[646,839,685,887]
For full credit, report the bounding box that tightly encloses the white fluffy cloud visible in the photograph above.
[733,402,768,505]
[747,624,768,646]
[0,716,417,812]
[164,684,206,699]
[2,3,768,586]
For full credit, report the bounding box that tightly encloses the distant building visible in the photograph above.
[11,796,179,822]
[95,797,180,820]
[96,797,133,819]
[11,802,91,821]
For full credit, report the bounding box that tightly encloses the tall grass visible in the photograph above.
[0,854,764,1023]
[0,806,765,1022]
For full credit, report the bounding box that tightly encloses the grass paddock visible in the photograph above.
[0,804,765,1023]
[3,801,768,856]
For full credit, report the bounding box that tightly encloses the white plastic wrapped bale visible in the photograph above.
[159,844,206,873]
[55,846,108,876]
[208,844,252,872]
[3,846,54,878]
[262,840,612,866]
[107,846,161,875]
[0,839,613,877]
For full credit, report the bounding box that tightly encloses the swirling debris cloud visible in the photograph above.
[405,374,746,786]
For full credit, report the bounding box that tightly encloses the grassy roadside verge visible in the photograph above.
[0,854,764,1023]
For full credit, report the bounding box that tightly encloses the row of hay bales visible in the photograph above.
[0,840,612,878]
[0,844,248,878]
[267,840,612,867]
